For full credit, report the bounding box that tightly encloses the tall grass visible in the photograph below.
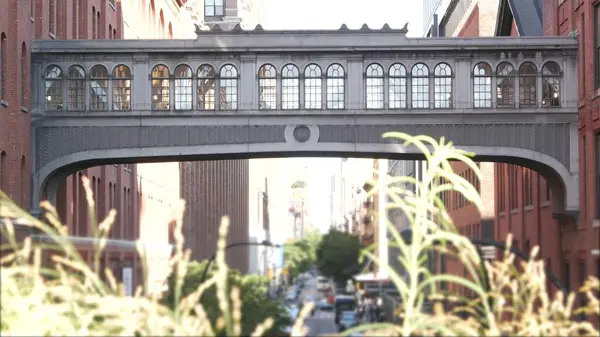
[1,133,598,336]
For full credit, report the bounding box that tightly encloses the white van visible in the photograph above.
[317,276,329,291]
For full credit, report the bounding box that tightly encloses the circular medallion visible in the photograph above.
[293,125,311,143]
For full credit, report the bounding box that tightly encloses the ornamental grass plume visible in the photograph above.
[1,133,599,337]
[347,132,600,337]
[0,176,286,336]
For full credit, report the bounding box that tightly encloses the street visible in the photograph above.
[299,278,338,336]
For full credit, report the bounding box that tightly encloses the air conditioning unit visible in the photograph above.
[592,219,600,228]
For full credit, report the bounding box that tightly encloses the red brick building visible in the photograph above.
[541,0,600,296]
[432,0,564,297]
[433,0,600,305]
[1,0,252,293]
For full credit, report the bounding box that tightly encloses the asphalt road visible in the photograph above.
[300,278,338,336]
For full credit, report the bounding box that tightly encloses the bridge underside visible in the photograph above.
[32,114,579,217]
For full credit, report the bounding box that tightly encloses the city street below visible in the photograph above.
[299,278,338,336]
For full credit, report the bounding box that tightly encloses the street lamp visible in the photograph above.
[200,240,282,283]
[398,229,567,294]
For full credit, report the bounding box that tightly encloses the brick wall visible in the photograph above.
[545,0,600,316]
[180,159,250,273]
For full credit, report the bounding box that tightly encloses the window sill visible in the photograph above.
[510,209,519,214]
[592,219,600,228]
[108,1,116,11]
[524,205,534,212]
[20,106,28,113]
[30,17,34,23]
[499,211,506,217]
[541,201,551,208]
[594,88,600,100]
[49,32,56,39]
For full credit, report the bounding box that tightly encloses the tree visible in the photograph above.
[315,229,362,286]
[290,180,307,189]
[163,260,291,336]
[283,229,321,278]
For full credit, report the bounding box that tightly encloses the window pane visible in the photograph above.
[205,6,214,16]
[215,5,224,16]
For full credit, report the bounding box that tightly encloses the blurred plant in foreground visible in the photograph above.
[351,132,599,337]
[0,177,312,336]
[0,132,598,336]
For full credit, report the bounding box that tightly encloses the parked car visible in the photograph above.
[317,276,329,292]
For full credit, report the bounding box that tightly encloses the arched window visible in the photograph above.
[496,62,515,108]
[97,11,101,39]
[174,65,192,110]
[197,64,216,110]
[113,28,117,39]
[49,0,57,35]
[159,10,165,38]
[21,42,27,107]
[20,156,26,208]
[542,61,561,107]
[519,62,537,108]
[1,32,6,100]
[304,64,322,109]
[258,64,277,110]
[90,64,109,111]
[473,62,492,108]
[411,63,429,109]
[112,65,131,111]
[388,63,407,109]
[326,64,345,109]
[365,63,384,109]
[0,151,6,192]
[151,64,170,111]
[281,64,299,110]
[67,65,86,111]
[44,65,63,110]
[168,23,173,39]
[434,63,452,108]
[109,24,113,39]
[219,64,238,110]
[92,7,96,39]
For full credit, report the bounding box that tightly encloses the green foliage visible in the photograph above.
[290,180,307,189]
[163,260,291,336]
[283,228,321,278]
[315,229,362,285]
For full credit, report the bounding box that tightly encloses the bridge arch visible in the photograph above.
[33,141,578,218]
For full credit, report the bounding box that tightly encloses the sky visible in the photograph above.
[259,0,424,37]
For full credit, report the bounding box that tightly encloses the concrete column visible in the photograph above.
[453,58,471,109]
[240,54,257,110]
[132,54,150,111]
[347,55,364,110]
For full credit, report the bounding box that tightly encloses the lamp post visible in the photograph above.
[399,229,567,294]
[200,240,282,283]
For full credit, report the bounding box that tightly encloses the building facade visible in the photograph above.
[540,0,600,298]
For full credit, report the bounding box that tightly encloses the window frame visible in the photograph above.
[173,64,193,111]
[365,63,384,109]
[89,64,109,111]
[219,64,239,111]
[326,63,346,110]
[204,0,224,18]
[281,64,300,110]
[258,64,277,110]
[197,64,217,111]
[112,64,132,111]
[67,65,86,111]
[304,63,322,110]
[388,63,407,109]
[411,63,430,109]
[473,62,492,108]
[433,62,453,109]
